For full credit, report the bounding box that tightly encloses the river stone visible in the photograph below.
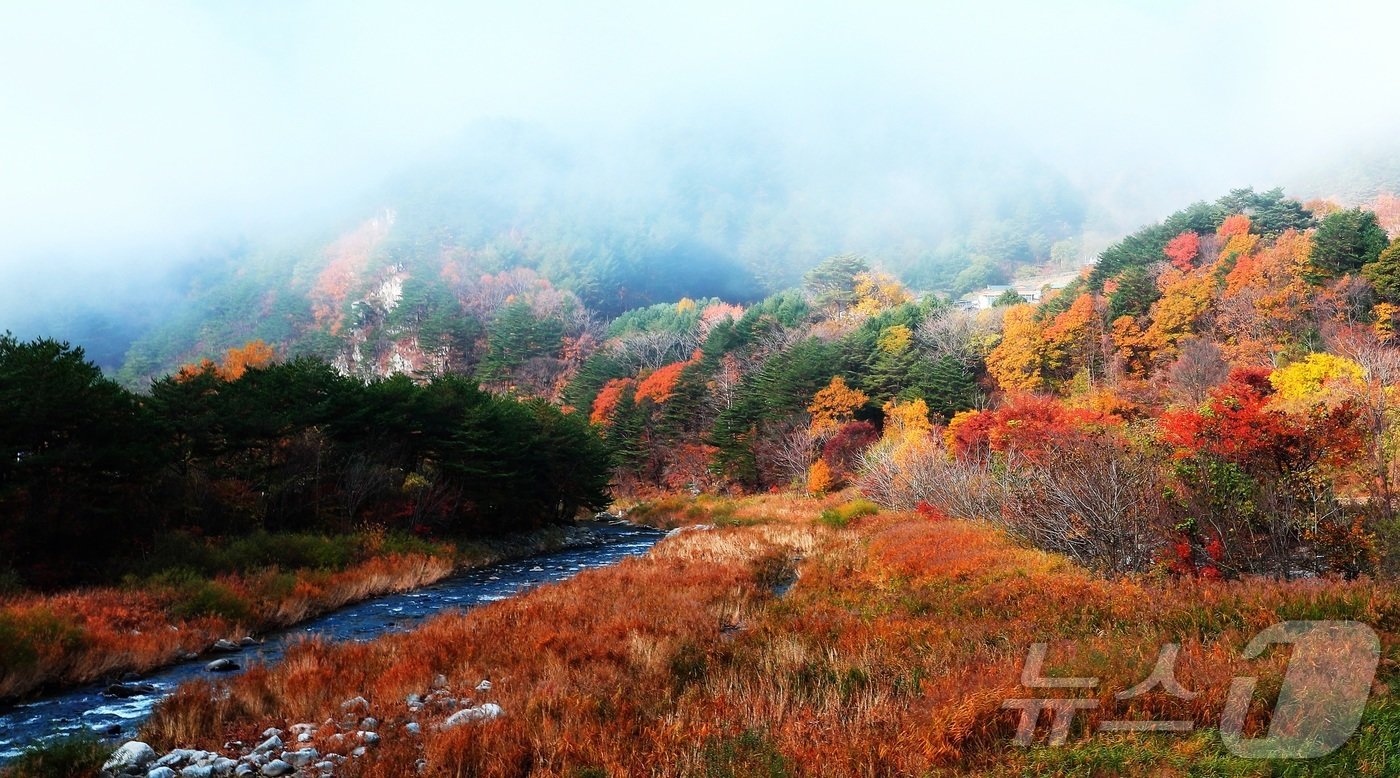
[475,679,492,692]
[260,727,283,738]
[340,695,369,712]
[147,768,177,778]
[154,750,188,767]
[260,761,294,777]
[360,716,378,730]
[180,766,213,778]
[234,766,255,778]
[239,636,259,647]
[105,682,156,698]
[280,748,319,768]
[252,735,282,754]
[205,658,239,672]
[404,722,422,736]
[104,741,157,772]
[442,703,504,728]
[211,639,239,652]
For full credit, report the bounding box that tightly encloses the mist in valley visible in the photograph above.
[5,0,1400,370]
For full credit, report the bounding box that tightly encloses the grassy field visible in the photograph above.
[108,492,1400,777]
[0,525,603,702]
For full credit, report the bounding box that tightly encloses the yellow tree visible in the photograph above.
[1268,352,1365,410]
[1110,315,1154,379]
[1216,229,1312,365]
[1375,303,1400,342]
[986,304,1047,392]
[883,397,933,442]
[851,271,913,317]
[877,324,913,354]
[808,376,869,436]
[1041,293,1104,388]
[1142,267,1215,367]
[806,458,834,494]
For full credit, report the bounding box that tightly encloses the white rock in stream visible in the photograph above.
[103,741,157,772]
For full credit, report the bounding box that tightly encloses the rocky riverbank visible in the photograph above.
[100,676,502,777]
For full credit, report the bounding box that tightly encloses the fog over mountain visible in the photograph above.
[5,1,1400,368]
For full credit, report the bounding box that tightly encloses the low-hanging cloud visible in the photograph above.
[4,0,1400,331]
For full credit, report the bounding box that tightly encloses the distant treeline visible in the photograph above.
[0,334,610,589]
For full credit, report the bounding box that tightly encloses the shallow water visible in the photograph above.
[0,522,663,762]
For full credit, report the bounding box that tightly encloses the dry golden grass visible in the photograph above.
[0,552,453,700]
[137,496,1400,776]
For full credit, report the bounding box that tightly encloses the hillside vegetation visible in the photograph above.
[109,120,1089,387]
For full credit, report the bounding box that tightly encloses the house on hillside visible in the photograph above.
[959,271,1082,310]
[963,285,1042,310]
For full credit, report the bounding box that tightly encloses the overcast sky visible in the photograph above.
[3,0,1400,311]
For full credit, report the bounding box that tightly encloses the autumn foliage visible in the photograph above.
[807,376,868,436]
[177,340,277,382]
[589,378,634,425]
[138,496,1400,776]
[634,351,701,404]
[1163,230,1200,271]
[0,547,453,700]
[946,394,1121,463]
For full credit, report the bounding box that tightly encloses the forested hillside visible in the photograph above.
[111,121,1088,387]
[572,185,1400,580]
[20,184,1400,587]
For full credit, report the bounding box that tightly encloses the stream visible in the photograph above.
[0,521,664,762]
